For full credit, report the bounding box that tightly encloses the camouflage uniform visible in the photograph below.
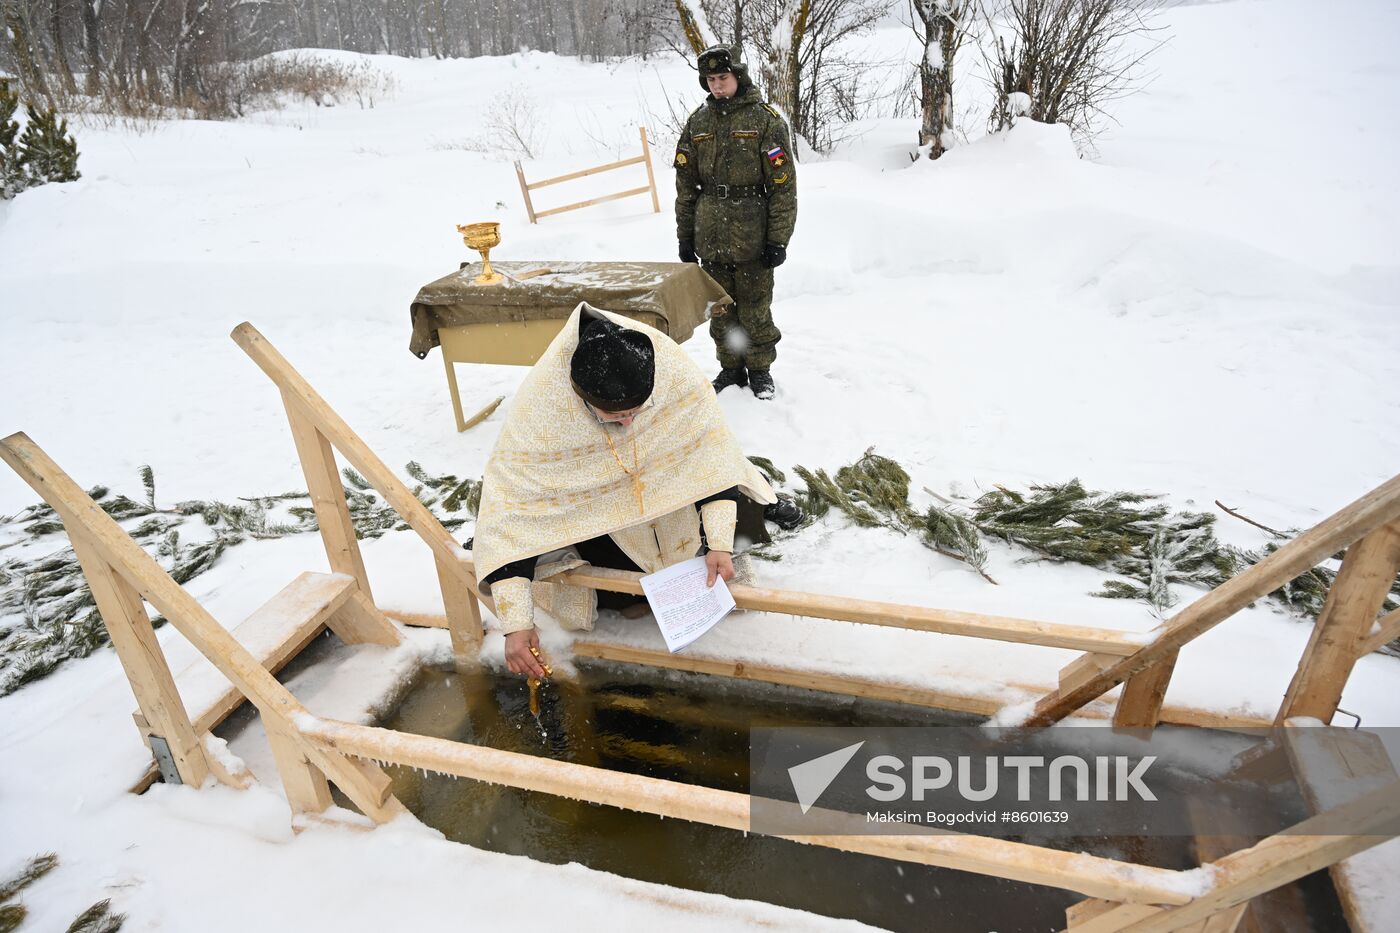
[674,50,797,373]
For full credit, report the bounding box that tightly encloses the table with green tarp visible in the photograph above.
[409,260,731,431]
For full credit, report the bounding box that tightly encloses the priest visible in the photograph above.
[471,303,776,679]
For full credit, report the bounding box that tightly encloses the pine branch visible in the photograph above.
[0,903,26,933]
[0,852,58,902]
[139,465,156,509]
[747,455,786,485]
[65,899,124,933]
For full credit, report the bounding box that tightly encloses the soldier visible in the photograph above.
[674,44,797,401]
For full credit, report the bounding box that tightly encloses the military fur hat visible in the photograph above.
[570,318,655,412]
[697,44,751,92]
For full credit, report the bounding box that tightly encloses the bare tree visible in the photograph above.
[674,0,716,54]
[759,0,807,127]
[910,0,972,159]
[79,0,99,93]
[748,0,886,150]
[982,0,1163,149]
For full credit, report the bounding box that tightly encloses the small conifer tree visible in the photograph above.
[18,104,81,185]
[0,80,27,200]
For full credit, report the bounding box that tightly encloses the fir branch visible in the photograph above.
[922,505,997,585]
[65,899,124,933]
[0,852,58,902]
[139,465,156,509]
[0,904,25,933]
[341,467,372,491]
[747,455,786,485]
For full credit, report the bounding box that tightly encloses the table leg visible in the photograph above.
[463,395,505,431]
[442,351,468,432]
[442,349,506,433]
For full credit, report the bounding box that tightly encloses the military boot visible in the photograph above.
[713,367,748,393]
[763,497,805,531]
[749,369,775,400]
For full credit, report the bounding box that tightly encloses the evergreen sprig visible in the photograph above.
[0,853,57,903]
[788,455,1398,634]
[65,899,124,933]
[0,461,482,695]
[0,903,25,933]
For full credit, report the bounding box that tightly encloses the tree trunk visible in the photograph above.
[49,0,79,93]
[4,2,53,102]
[80,0,99,93]
[761,0,807,134]
[674,0,712,55]
[915,0,963,159]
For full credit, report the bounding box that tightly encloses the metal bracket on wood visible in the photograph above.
[148,734,183,785]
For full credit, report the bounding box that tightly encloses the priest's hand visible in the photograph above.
[505,629,548,678]
[705,550,735,587]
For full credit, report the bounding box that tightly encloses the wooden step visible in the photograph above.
[1283,723,1400,933]
[134,572,355,736]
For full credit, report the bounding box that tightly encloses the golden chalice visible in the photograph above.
[457,221,504,285]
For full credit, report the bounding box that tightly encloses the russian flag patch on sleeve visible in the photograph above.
[767,146,787,167]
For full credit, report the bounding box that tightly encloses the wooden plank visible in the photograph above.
[1063,900,1160,932]
[159,571,353,735]
[559,565,1148,655]
[568,640,1269,730]
[1283,724,1400,933]
[283,392,375,603]
[1183,906,1248,933]
[528,153,645,189]
[266,717,332,815]
[1086,780,1400,932]
[383,608,450,629]
[514,160,537,224]
[1023,472,1400,727]
[1067,897,1121,926]
[0,434,362,778]
[1060,653,1119,693]
[201,734,254,790]
[573,639,1002,716]
[1113,650,1180,729]
[639,126,660,213]
[534,185,652,219]
[231,324,486,607]
[1185,798,1272,933]
[326,588,400,647]
[437,554,482,659]
[66,529,211,787]
[1276,522,1400,723]
[1356,606,1400,658]
[298,715,1197,906]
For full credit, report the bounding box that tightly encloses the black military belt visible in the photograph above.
[699,183,766,201]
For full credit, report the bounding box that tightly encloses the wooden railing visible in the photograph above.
[0,432,403,821]
[514,126,661,223]
[5,322,1397,933]
[234,319,1400,734]
[1023,480,1400,729]
[231,322,490,659]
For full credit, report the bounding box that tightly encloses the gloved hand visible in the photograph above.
[763,242,787,269]
[679,240,698,264]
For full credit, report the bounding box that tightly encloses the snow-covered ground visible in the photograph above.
[2,0,1399,928]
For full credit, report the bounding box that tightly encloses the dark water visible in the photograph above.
[375,662,1347,932]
